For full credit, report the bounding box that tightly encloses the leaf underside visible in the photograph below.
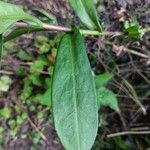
[52,28,98,150]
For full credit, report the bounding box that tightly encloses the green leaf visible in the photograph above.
[0,1,42,34]
[68,0,102,31]
[0,107,11,119]
[20,77,32,100]
[4,27,46,42]
[17,50,32,61]
[51,47,57,58]
[35,87,51,107]
[123,17,143,38]
[52,28,98,150]
[39,43,50,54]
[28,74,43,86]
[97,87,119,111]
[30,60,46,74]
[35,35,48,44]
[44,77,52,89]
[0,75,12,92]
[15,67,26,76]
[33,8,57,24]
[34,78,52,106]
[0,34,3,67]
[113,136,127,150]
[95,73,113,88]
[4,41,14,50]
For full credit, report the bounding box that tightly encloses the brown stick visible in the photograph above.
[107,130,150,138]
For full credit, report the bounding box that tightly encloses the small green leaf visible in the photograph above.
[39,43,50,54]
[35,35,48,44]
[0,1,42,34]
[4,41,14,50]
[123,17,143,38]
[20,78,32,100]
[97,87,119,111]
[15,67,26,76]
[34,78,52,106]
[44,77,52,89]
[28,74,43,86]
[8,120,16,129]
[48,66,54,75]
[17,50,32,61]
[51,47,57,58]
[0,107,11,119]
[16,115,23,124]
[0,75,12,92]
[113,136,127,150]
[33,8,57,24]
[52,28,98,150]
[35,87,51,107]
[95,73,113,88]
[68,0,102,31]
[30,60,46,74]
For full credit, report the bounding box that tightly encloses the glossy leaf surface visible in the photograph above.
[52,28,98,150]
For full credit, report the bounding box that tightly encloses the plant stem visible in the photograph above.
[15,22,123,36]
[42,23,71,32]
[107,130,150,138]
[80,29,122,36]
[15,22,150,36]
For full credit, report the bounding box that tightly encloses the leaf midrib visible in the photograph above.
[70,35,81,150]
